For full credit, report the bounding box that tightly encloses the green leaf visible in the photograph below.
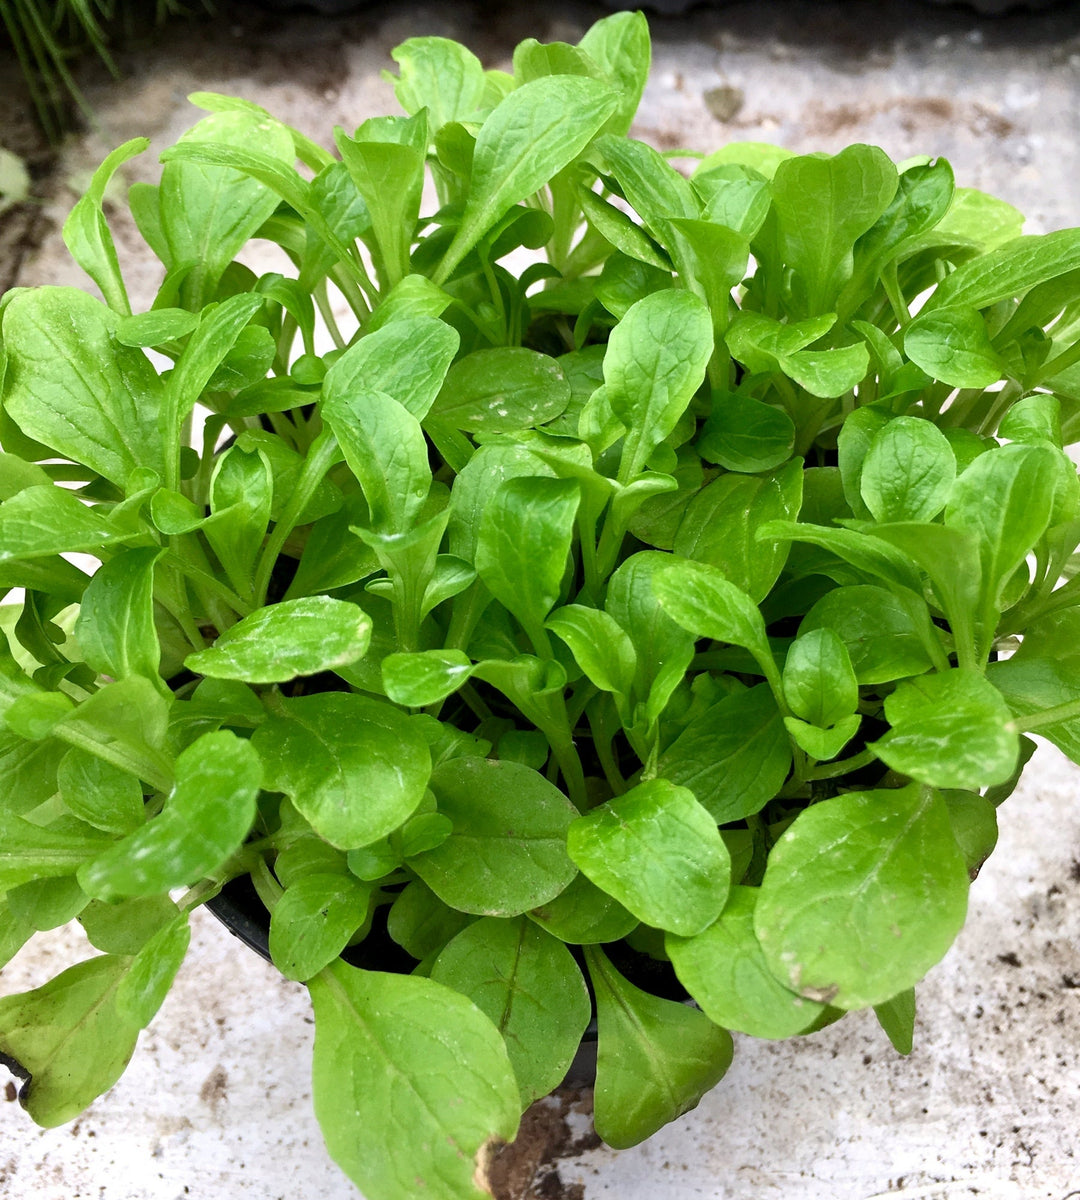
[474,476,580,650]
[185,598,372,684]
[725,310,869,399]
[308,961,520,1200]
[567,779,730,937]
[62,138,149,315]
[0,486,128,564]
[658,683,790,823]
[697,392,795,474]
[946,442,1058,610]
[205,445,274,598]
[783,713,861,761]
[673,460,802,603]
[577,12,651,137]
[74,548,165,692]
[437,76,618,282]
[651,558,774,677]
[924,227,1080,312]
[528,872,638,945]
[0,955,140,1126]
[942,789,998,877]
[76,731,261,901]
[871,669,1019,790]
[770,144,898,312]
[386,880,473,960]
[873,988,916,1055]
[382,649,475,707]
[759,520,923,594]
[782,627,857,728]
[605,551,695,722]
[269,873,372,982]
[1,288,164,485]
[78,895,180,957]
[322,386,430,535]
[387,37,486,129]
[988,655,1080,762]
[545,604,636,698]
[755,783,969,1008]
[410,757,578,917]
[57,748,145,836]
[667,886,825,1039]
[0,812,110,892]
[321,317,458,421]
[158,109,295,307]
[253,693,431,850]
[115,308,199,348]
[585,946,733,1150]
[114,914,191,1028]
[860,416,957,522]
[431,916,591,1105]
[603,289,712,482]
[336,112,427,289]
[904,306,1006,388]
[431,348,571,433]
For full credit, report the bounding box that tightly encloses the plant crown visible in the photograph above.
[3,13,1080,1196]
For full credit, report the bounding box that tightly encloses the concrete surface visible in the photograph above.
[3,2,1080,1197]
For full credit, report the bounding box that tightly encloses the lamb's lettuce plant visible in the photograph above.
[4,12,1080,1197]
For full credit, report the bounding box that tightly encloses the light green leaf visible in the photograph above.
[74,548,165,691]
[410,757,578,917]
[431,348,571,433]
[62,138,149,315]
[185,598,372,684]
[0,955,140,1126]
[0,486,128,564]
[387,37,486,128]
[871,668,1019,790]
[658,683,790,823]
[76,731,260,900]
[783,713,861,761]
[159,109,295,307]
[568,779,730,937]
[0,812,110,892]
[697,392,795,474]
[431,916,591,1104]
[782,627,858,728]
[771,144,898,312]
[528,873,638,945]
[545,604,636,697]
[322,386,430,535]
[904,306,1006,388]
[253,693,431,850]
[311,966,521,1200]
[269,873,372,982]
[604,289,713,482]
[57,748,145,836]
[860,416,957,522]
[667,886,825,1039]
[755,782,969,1008]
[1,288,164,484]
[673,459,802,602]
[382,649,475,707]
[321,318,459,420]
[474,476,580,650]
[114,914,191,1027]
[437,75,618,282]
[585,946,733,1150]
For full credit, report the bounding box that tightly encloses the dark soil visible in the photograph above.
[481,1088,601,1200]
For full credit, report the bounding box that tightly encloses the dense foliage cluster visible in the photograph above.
[4,13,1080,1198]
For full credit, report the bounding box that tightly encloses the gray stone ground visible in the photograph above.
[2,2,1080,1197]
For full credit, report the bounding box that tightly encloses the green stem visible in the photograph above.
[56,724,173,795]
[1014,697,1080,732]
[805,746,879,781]
[252,430,339,606]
